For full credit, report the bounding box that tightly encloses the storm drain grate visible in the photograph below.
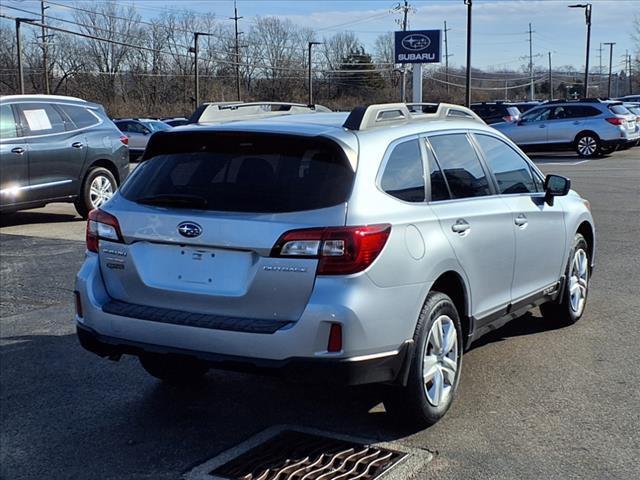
[210,430,407,480]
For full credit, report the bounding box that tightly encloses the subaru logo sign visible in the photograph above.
[402,34,431,51]
[177,222,202,238]
[395,29,441,64]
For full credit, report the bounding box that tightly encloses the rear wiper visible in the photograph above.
[135,194,208,209]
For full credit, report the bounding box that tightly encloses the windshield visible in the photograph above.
[120,132,354,213]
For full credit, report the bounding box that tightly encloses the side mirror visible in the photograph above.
[142,129,151,135]
[544,174,571,206]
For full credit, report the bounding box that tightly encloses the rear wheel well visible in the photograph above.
[86,159,120,185]
[430,272,470,346]
[577,221,594,267]
[574,130,600,144]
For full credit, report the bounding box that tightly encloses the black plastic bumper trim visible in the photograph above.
[102,300,290,334]
[76,323,409,386]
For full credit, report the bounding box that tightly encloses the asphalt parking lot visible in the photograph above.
[1,150,639,479]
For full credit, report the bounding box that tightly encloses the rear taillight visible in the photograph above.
[271,224,391,275]
[86,209,124,253]
[119,135,129,145]
[605,117,623,126]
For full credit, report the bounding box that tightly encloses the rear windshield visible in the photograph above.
[609,105,631,115]
[120,132,354,213]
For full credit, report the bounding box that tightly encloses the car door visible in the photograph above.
[545,106,581,145]
[507,106,551,146]
[16,102,86,201]
[425,133,515,321]
[0,103,29,208]
[472,133,566,303]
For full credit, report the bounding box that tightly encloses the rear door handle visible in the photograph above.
[451,219,470,234]
[71,142,84,149]
[11,147,25,155]
[515,214,528,227]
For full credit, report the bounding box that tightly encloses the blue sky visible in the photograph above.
[4,0,639,72]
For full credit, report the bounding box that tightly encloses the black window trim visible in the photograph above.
[469,131,545,197]
[422,130,498,203]
[6,101,103,140]
[375,133,428,205]
[1,103,24,139]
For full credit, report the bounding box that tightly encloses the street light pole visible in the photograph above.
[308,41,322,105]
[464,0,472,107]
[15,18,35,94]
[604,42,615,97]
[569,3,592,98]
[190,32,214,108]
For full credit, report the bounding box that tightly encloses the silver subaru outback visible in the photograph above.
[75,103,595,426]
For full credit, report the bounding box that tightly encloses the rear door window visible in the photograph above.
[428,134,492,199]
[17,102,66,135]
[60,105,100,129]
[0,104,18,138]
[121,132,354,213]
[566,106,600,118]
[380,139,425,202]
[474,134,538,194]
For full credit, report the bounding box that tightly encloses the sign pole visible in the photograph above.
[412,64,423,103]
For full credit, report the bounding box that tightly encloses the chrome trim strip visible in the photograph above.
[342,349,400,362]
[0,179,72,195]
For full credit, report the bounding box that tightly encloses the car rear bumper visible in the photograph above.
[76,322,412,386]
[75,253,421,384]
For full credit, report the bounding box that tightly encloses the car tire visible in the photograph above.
[384,291,463,427]
[575,133,600,158]
[139,353,209,383]
[75,167,117,218]
[540,233,590,326]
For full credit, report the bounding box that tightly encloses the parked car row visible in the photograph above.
[490,98,639,158]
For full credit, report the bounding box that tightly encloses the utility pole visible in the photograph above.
[444,20,452,96]
[190,32,214,108]
[230,0,243,101]
[394,0,410,102]
[598,42,603,93]
[569,4,592,97]
[628,52,632,95]
[604,42,615,97]
[40,1,50,94]
[528,23,535,101]
[548,51,553,100]
[14,18,34,95]
[308,41,322,105]
[464,0,472,107]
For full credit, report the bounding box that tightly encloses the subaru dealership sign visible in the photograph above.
[394,30,441,63]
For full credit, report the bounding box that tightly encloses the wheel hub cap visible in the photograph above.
[578,137,597,155]
[423,315,458,407]
[569,248,589,315]
[90,175,114,208]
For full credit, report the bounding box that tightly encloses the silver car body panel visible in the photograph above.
[76,110,595,363]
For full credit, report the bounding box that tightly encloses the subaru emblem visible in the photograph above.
[402,34,431,51]
[177,222,202,238]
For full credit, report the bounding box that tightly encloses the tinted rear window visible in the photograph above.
[60,105,100,128]
[121,132,354,213]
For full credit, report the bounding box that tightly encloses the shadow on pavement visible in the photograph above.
[0,210,82,227]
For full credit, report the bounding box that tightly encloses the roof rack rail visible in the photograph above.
[192,101,331,124]
[342,102,483,131]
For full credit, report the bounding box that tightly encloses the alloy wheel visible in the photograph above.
[423,315,458,407]
[577,136,597,156]
[569,248,589,315]
[89,175,114,209]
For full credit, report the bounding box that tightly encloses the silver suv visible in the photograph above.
[493,99,639,157]
[75,103,595,426]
